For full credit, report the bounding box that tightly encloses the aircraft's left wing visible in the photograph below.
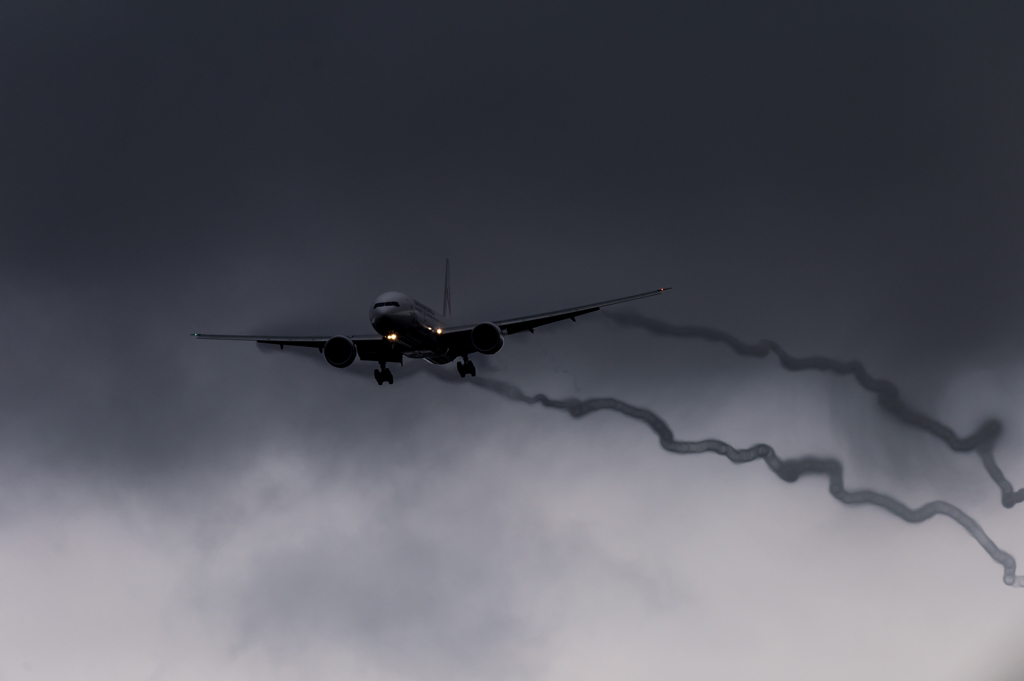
[491,287,670,335]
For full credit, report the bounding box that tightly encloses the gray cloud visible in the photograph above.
[442,372,1021,586]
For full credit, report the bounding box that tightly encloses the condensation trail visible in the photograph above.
[444,373,1024,588]
[608,311,1024,509]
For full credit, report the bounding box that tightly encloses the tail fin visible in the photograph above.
[442,258,451,321]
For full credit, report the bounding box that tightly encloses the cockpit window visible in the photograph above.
[373,301,400,308]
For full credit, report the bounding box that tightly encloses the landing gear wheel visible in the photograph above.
[383,368,394,384]
[457,361,466,378]
[466,360,476,377]
[374,369,384,385]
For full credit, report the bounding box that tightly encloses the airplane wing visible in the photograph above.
[491,287,670,335]
[192,333,404,365]
[191,333,382,350]
[192,334,328,348]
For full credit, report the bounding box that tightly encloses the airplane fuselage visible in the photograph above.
[369,291,449,361]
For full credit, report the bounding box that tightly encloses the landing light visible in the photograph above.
[386,333,397,341]
[436,328,443,334]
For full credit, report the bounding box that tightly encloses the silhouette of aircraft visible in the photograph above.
[194,260,669,385]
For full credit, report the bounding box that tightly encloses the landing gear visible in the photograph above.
[456,358,476,378]
[374,365,394,385]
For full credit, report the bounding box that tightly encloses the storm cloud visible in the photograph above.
[1,2,1024,680]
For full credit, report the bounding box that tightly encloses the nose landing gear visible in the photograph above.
[374,364,394,385]
[456,358,476,378]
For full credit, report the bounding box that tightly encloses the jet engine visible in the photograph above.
[470,322,504,355]
[323,336,357,368]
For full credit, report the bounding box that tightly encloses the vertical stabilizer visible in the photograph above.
[442,258,451,321]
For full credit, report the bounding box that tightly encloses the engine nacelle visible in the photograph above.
[323,336,357,368]
[470,322,504,355]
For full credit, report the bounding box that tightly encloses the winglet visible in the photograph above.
[442,258,452,321]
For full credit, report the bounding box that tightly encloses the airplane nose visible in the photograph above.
[370,306,395,333]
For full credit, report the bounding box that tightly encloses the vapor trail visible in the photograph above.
[448,374,1023,587]
[608,311,1024,509]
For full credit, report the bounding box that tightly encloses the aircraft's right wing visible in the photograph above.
[192,333,330,348]
[192,333,383,352]
[491,287,670,335]
[192,332,408,365]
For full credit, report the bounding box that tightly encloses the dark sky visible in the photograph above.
[1,3,1023,679]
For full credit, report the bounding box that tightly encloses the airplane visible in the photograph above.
[194,260,670,385]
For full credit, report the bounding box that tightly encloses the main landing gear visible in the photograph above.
[457,357,476,378]
[374,364,394,385]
